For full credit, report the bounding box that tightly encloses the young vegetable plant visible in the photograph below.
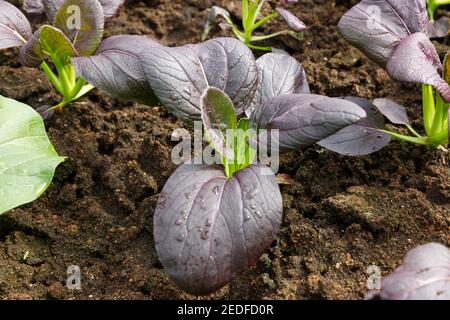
[339,0,449,152]
[153,87,283,295]
[76,36,382,293]
[0,95,65,215]
[367,243,450,300]
[0,0,125,112]
[202,0,307,51]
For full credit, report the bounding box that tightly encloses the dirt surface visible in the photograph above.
[0,0,449,300]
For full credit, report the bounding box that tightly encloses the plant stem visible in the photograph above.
[53,58,71,98]
[66,64,76,87]
[246,43,272,51]
[252,11,279,31]
[242,0,276,50]
[231,28,246,42]
[406,124,423,138]
[242,0,249,25]
[251,0,267,27]
[431,94,445,135]
[40,61,64,95]
[380,129,430,146]
[251,30,290,42]
[51,100,70,110]
[422,84,436,137]
[431,129,449,145]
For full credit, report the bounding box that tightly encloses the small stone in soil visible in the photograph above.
[47,282,66,300]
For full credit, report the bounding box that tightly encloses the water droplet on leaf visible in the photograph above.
[244,209,251,221]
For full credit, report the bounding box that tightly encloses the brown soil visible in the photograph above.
[0,0,449,300]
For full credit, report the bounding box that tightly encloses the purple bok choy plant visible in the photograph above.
[0,0,124,115]
[72,36,371,294]
[338,0,449,151]
[367,243,450,300]
[150,50,368,295]
[202,0,306,51]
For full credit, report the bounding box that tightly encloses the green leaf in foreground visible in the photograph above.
[0,95,65,215]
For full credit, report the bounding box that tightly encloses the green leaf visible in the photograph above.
[202,87,237,131]
[54,0,104,56]
[0,96,65,215]
[201,87,239,178]
[40,25,76,63]
[201,87,237,158]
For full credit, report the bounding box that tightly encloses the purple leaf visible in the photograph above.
[0,0,32,49]
[367,243,450,300]
[23,0,45,14]
[35,105,55,120]
[386,32,450,102]
[154,163,282,295]
[140,37,258,122]
[251,94,367,152]
[372,98,410,125]
[317,97,391,156]
[276,7,307,33]
[140,45,208,121]
[72,35,161,104]
[427,17,450,38]
[19,29,43,67]
[54,0,104,56]
[338,0,428,67]
[248,52,309,117]
[42,0,65,22]
[192,38,259,116]
[97,0,125,21]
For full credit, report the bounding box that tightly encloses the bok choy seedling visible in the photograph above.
[0,95,65,215]
[0,0,125,112]
[202,0,306,51]
[76,35,382,293]
[339,0,449,151]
